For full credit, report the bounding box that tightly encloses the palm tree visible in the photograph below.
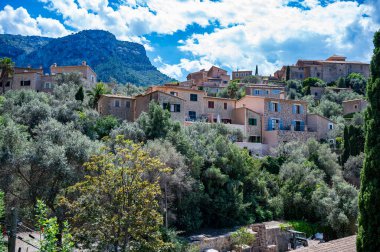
[86,82,109,109]
[0,58,15,94]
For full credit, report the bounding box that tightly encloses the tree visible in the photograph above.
[346,73,367,95]
[61,137,171,251]
[74,86,84,102]
[36,200,74,252]
[0,57,14,94]
[255,65,258,76]
[302,77,325,95]
[357,30,380,252]
[0,191,5,252]
[286,66,290,81]
[343,153,364,188]
[138,101,179,140]
[86,82,109,109]
[342,125,364,165]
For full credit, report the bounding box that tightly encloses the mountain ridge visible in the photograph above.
[0,30,173,86]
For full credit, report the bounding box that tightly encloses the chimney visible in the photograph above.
[52,63,57,68]
[27,64,31,69]
[82,61,87,66]
[39,65,43,69]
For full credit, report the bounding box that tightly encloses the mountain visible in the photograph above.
[0,30,173,86]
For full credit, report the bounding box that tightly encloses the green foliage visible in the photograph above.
[0,191,5,252]
[138,101,180,140]
[357,30,380,252]
[241,75,260,84]
[86,82,109,108]
[0,57,15,93]
[286,220,319,237]
[302,77,326,95]
[343,153,363,187]
[61,137,171,251]
[342,125,364,164]
[286,66,290,81]
[231,227,255,252]
[74,86,84,102]
[93,115,120,139]
[36,200,74,252]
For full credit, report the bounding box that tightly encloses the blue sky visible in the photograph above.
[0,0,379,80]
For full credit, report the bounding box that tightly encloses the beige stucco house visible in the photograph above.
[98,94,136,122]
[342,99,368,115]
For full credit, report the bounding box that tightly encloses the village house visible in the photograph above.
[98,94,136,122]
[186,66,230,94]
[275,55,370,83]
[232,70,252,80]
[0,61,97,94]
[342,98,368,116]
[245,84,286,98]
[306,113,336,142]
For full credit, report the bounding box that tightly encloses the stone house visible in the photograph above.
[1,62,97,94]
[147,86,207,121]
[232,107,262,143]
[187,66,230,94]
[50,61,97,87]
[342,98,368,115]
[307,113,336,141]
[275,55,370,83]
[236,96,315,148]
[232,70,252,80]
[135,90,186,122]
[203,96,236,123]
[98,94,136,122]
[245,84,286,99]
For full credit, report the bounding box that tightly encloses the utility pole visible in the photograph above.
[8,207,17,252]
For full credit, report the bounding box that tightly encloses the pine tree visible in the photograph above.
[357,30,380,252]
[75,85,84,102]
[255,65,258,76]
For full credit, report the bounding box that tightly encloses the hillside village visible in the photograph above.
[2,55,368,156]
[0,51,373,252]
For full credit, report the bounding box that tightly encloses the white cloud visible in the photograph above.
[158,58,212,80]
[0,5,69,37]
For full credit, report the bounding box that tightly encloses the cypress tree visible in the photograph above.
[286,66,290,81]
[357,30,380,252]
[75,85,84,102]
[255,65,258,76]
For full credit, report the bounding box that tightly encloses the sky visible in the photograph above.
[0,0,379,81]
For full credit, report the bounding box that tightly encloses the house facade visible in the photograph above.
[0,62,97,94]
[275,55,370,83]
[232,70,252,80]
[245,84,286,98]
[186,66,230,94]
[342,99,368,115]
[98,95,136,122]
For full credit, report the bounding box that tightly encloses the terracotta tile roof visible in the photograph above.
[296,235,356,252]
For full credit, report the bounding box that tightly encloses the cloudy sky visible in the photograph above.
[0,0,379,80]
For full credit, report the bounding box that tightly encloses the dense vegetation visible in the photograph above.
[357,30,380,252]
[0,51,371,250]
[0,30,173,85]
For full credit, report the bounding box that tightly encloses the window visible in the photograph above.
[190,94,198,101]
[171,104,181,112]
[328,123,334,130]
[208,101,214,109]
[269,118,280,130]
[170,91,178,96]
[126,101,131,108]
[224,103,227,110]
[270,102,279,112]
[254,89,260,95]
[114,100,120,107]
[5,81,10,87]
[44,82,51,89]
[317,73,320,77]
[248,136,261,143]
[248,118,257,126]
[293,104,302,114]
[21,80,31,86]
[293,120,305,131]
[91,75,95,83]
[271,89,281,95]
[354,105,358,109]
[189,111,196,120]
